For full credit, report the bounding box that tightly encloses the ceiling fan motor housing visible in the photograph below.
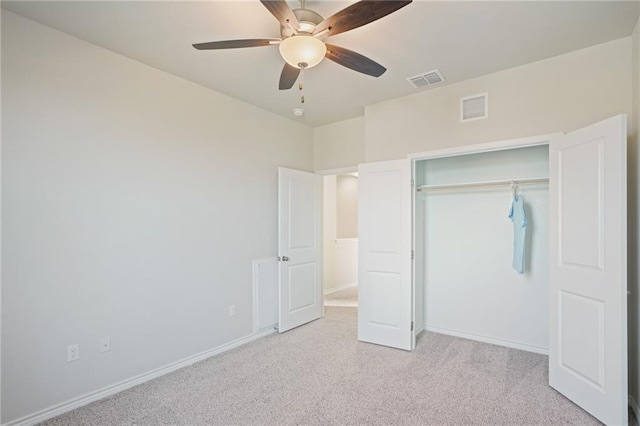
[281,8,324,38]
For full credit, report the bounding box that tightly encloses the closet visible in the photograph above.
[357,115,627,425]
[413,144,550,354]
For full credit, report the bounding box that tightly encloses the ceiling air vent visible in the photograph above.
[407,69,445,88]
[460,93,488,122]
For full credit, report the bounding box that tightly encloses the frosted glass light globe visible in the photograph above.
[279,35,327,69]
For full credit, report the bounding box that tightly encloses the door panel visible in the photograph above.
[278,167,322,333]
[358,159,412,350]
[559,139,603,268]
[549,115,627,425]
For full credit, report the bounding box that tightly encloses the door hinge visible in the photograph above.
[411,250,414,260]
[411,321,414,331]
[411,179,414,189]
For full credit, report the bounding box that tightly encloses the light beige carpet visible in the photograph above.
[324,285,358,307]
[42,307,634,425]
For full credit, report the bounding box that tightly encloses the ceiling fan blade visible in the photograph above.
[279,63,301,90]
[260,0,300,30]
[325,44,386,77]
[314,0,412,37]
[193,39,280,50]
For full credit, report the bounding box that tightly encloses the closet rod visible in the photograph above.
[416,176,549,192]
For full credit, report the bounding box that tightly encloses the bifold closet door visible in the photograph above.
[357,159,413,350]
[549,114,627,425]
[277,167,322,333]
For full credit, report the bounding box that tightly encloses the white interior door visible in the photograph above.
[549,115,627,425]
[358,159,413,350]
[278,167,322,333]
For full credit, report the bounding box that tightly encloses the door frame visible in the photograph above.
[316,166,358,313]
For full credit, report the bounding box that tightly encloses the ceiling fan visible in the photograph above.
[193,0,412,91]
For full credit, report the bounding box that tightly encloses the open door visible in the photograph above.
[549,115,627,425]
[278,167,322,333]
[358,159,413,350]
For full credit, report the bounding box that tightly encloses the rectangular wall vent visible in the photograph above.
[407,69,445,88]
[460,93,488,122]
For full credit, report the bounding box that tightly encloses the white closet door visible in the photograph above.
[278,167,322,333]
[549,115,627,425]
[358,159,413,350]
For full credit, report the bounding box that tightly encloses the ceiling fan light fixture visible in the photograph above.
[279,35,326,69]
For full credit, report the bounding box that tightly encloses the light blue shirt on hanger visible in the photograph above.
[508,195,527,273]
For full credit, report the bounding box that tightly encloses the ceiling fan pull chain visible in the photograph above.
[299,65,305,103]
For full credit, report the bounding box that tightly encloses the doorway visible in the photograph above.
[322,173,359,307]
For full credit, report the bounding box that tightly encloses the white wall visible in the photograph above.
[1,11,313,424]
[630,15,640,416]
[417,145,549,352]
[365,38,632,162]
[313,117,365,172]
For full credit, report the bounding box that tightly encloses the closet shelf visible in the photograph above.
[416,176,549,192]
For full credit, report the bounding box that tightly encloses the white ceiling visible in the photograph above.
[3,1,639,127]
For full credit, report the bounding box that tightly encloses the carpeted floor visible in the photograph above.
[42,307,634,425]
[324,285,358,307]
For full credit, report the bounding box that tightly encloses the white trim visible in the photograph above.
[629,395,639,422]
[335,237,358,245]
[314,166,358,176]
[324,282,357,295]
[425,325,548,355]
[3,328,276,426]
[407,133,561,161]
[324,300,358,307]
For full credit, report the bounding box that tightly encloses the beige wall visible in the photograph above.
[336,175,358,239]
[365,38,632,162]
[1,11,312,424]
[313,117,365,171]
[631,15,640,414]
[322,175,358,293]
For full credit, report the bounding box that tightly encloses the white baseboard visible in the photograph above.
[324,300,358,307]
[334,238,358,245]
[324,282,357,295]
[425,325,548,355]
[630,395,639,422]
[3,328,276,426]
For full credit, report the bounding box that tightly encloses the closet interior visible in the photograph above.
[413,144,550,354]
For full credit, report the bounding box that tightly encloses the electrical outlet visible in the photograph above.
[100,336,111,353]
[67,344,79,362]
[229,305,236,316]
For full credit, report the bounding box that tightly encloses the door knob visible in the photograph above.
[281,256,289,262]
